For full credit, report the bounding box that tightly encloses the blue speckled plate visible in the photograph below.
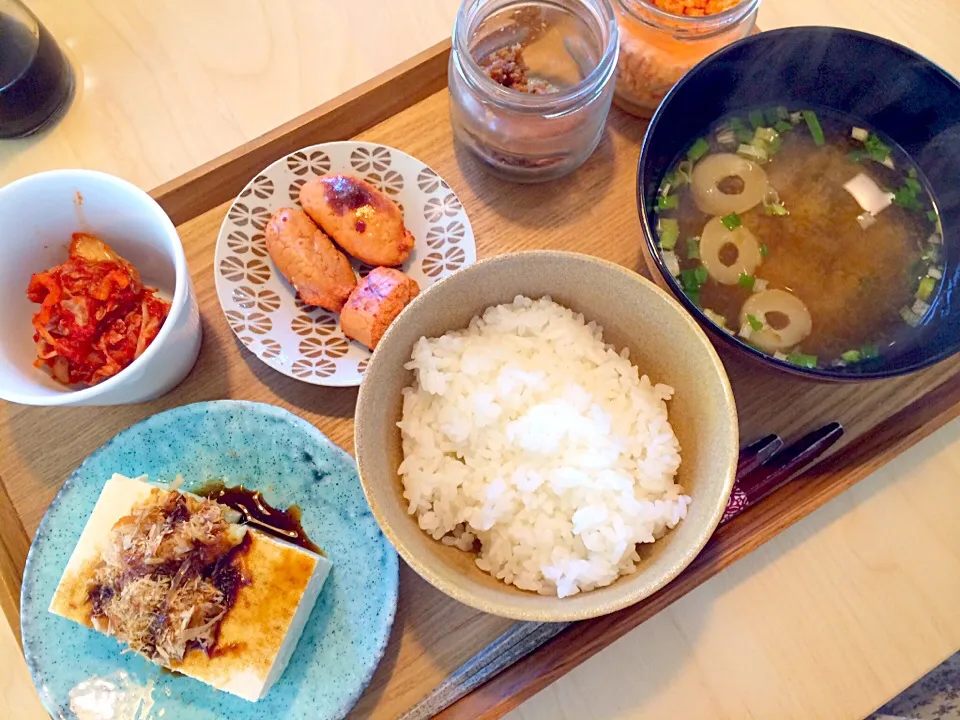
[21,400,398,720]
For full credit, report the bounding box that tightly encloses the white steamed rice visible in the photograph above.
[397,296,689,598]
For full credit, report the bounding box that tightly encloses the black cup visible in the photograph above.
[0,4,73,139]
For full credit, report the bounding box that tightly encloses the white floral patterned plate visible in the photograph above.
[214,142,476,386]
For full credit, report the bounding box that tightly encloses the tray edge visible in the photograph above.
[149,39,452,225]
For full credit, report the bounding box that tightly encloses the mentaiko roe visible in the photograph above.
[650,0,741,16]
[26,233,171,386]
[613,0,756,116]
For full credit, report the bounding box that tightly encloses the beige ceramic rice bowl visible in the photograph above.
[355,251,738,621]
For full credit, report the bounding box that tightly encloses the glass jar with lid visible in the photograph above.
[448,0,619,182]
[613,0,760,118]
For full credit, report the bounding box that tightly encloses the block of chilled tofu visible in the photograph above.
[49,473,332,702]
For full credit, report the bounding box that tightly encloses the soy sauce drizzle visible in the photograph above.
[194,481,323,555]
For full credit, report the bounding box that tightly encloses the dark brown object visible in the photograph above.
[86,489,252,664]
[264,207,357,312]
[479,44,556,94]
[340,268,420,350]
[299,174,415,267]
[194,481,323,556]
[0,11,73,138]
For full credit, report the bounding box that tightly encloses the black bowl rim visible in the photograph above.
[637,25,960,382]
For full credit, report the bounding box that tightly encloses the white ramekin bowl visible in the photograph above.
[0,170,201,406]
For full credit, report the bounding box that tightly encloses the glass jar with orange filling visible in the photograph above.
[613,0,760,117]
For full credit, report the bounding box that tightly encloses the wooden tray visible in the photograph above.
[4,40,960,719]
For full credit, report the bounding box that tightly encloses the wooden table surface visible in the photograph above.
[3,2,960,720]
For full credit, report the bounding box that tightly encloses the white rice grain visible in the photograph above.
[397,296,688,598]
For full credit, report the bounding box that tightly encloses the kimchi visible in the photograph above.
[26,233,171,386]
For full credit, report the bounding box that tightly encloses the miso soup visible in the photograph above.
[655,107,943,369]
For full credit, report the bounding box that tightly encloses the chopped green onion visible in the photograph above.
[789,111,803,125]
[927,210,939,225]
[694,264,709,285]
[908,166,918,179]
[675,160,694,185]
[680,268,699,292]
[749,110,765,129]
[905,177,922,194]
[861,344,880,359]
[774,120,793,134]
[657,194,679,212]
[759,243,769,257]
[729,117,754,143]
[721,212,742,230]
[738,272,755,290]
[736,142,768,164]
[864,133,892,163]
[893,184,923,211]
[746,314,763,331]
[687,237,700,260]
[687,137,710,162]
[922,244,941,263]
[680,262,709,300]
[659,173,677,195]
[900,305,922,327]
[754,127,782,155]
[763,186,787,216]
[786,352,818,369]
[703,308,728,329]
[802,110,825,146]
[847,150,866,163]
[918,275,937,302]
[754,127,779,144]
[658,218,679,250]
[841,350,862,363]
[765,203,790,216]
[763,108,779,126]
[662,249,680,276]
[729,117,747,131]
[716,128,737,147]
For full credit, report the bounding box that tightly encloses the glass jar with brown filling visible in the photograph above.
[449,0,619,182]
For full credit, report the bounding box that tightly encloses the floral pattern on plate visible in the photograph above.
[214,142,476,387]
